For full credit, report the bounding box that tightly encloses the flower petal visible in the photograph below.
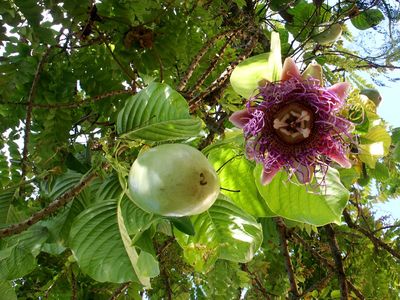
[293,162,314,184]
[327,150,352,168]
[301,63,323,85]
[261,166,281,185]
[327,82,351,101]
[229,109,252,128]
[281,58,301,82]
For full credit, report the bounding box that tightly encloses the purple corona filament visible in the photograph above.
[230,58,352,185]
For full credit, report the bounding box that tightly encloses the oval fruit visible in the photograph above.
[313,23,342,44]
[360,88,382,107]
[128,144,220,217]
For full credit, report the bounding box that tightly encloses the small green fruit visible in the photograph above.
[360,88,382,106]
[128,144,220,217]
[313,23,342,44]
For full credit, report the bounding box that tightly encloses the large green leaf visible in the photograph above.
[117,82,201,141]
[208,147,275,217]
[0,225,48,280]
[230,49,281,99]
[359,126,391,168]
[0,281,17,300]
[255,165,349,226]
[351,9,384,30]
[69,200,139,283]
[0,246,36,280]
[69,197,160,286]
[175,195,262,272]
[0,188,16,227]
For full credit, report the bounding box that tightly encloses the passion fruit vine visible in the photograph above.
[128,144,220,217]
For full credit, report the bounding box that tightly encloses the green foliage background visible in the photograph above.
[0,0,399,299]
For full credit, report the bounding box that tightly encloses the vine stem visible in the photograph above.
[21,47,53,185]
[274,217,300,299]
[0,170,98,239]
[176,28,242,92]
[343,209,400,260]
[291,232,365,300]
[324,224,348,300]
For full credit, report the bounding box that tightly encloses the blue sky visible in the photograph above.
[372,84,400,220]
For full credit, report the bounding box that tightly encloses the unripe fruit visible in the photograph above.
[128,144,220,217]
[360,88,382,107]
[313,23,342,44]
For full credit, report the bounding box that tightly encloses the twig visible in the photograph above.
[343,209,400,260]
[298,272,334,298]
[21,47,52,184]
[186,30,240,98]
[101,33,137,84]
[324,224,348,300]
[189,32,258,111]
[291,232,365,300]
[274,218,300,299]
[109,282,131,300]
[176,28,242,92]
[241,264,272,300]
[71,266,78,300]
[0,170,98,239]
[0,90,134,109]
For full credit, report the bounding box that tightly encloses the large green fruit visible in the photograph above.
[360,88,382,107]
[128,144,220,217]
[312,23,342,44]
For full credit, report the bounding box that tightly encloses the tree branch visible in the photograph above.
[343,209,400,260]
[291,232,365,300]
[298,272,334,299]
[0,170,98,239]
[324,224,348,300]
[189,31,258,111]
[241,264,272,300]
[21,47,53,184]
[186,30,240,98]
[274,218,300,299]
[109,282,131,300]
[176,28,242,92]
[0,89,135,109]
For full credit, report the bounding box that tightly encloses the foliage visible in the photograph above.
[0,0,399,299]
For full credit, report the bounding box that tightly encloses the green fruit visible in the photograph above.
[313,23,342,44]
[360,88,382,106]
[128,144,220,217]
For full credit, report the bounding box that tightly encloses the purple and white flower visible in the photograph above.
[230,58,352,184]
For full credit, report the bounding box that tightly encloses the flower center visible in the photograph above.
[273,103,314,144]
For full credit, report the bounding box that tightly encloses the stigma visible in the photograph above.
[272,103,314,144]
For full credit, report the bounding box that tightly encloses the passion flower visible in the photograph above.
[230,58,352,184]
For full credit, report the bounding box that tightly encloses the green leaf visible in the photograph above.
[359,126,391,168]
[46,170,83,200]
[255,165,349,226]
[0,225,49,257]
[208,147,275,217]
[69,200,140,283]
[175,195,262,272]
[169,216,196,236]
[0,188,16,227]
[230,49,282,99]
[136,251,160,278]
[117,82,201,142]
[117,197,156,288]
[0,281,17,300]
[0,246,36,280]
[393,141,400,162]
[338,167,360,189]
[95,173,124,202]
[351,9,385,30]
[120,194,159,236]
